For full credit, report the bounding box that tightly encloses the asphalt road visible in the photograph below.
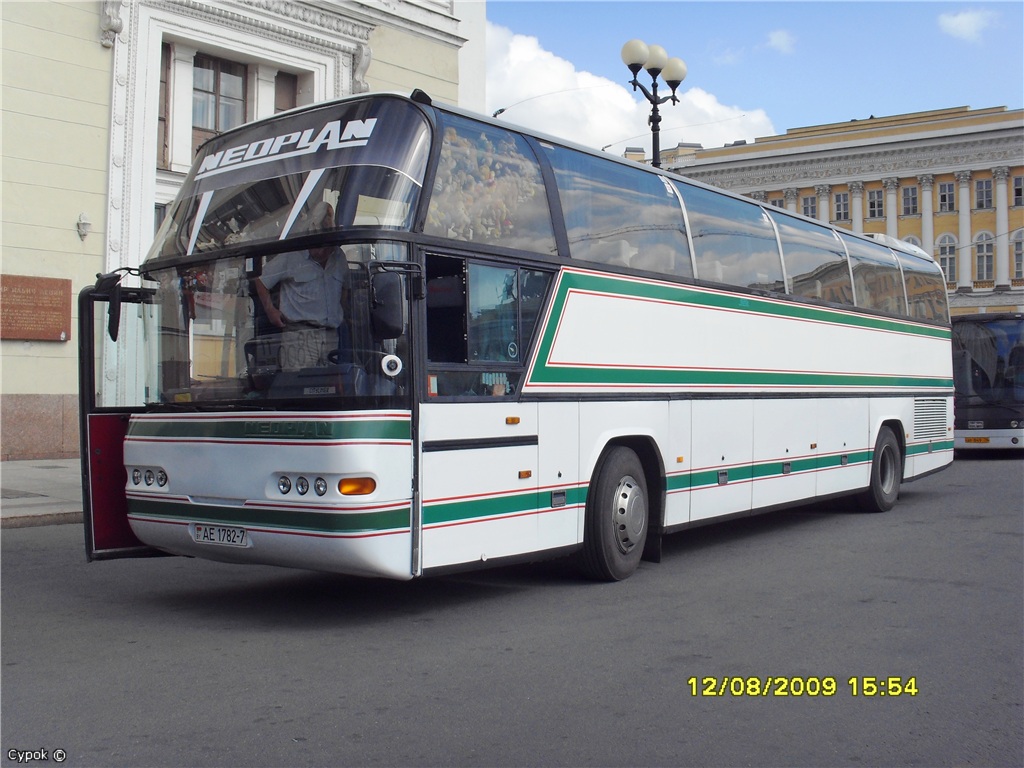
[2,453,1021,768]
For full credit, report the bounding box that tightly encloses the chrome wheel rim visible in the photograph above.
[612,475,646,554]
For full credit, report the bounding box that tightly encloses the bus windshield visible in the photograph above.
[149,97,430,262]
[952,315,1024,406]
[141,241,412,408]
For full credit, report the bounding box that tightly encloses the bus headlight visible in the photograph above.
[296,476,309,495]
[314,477,328,496]
[278,476,292,494]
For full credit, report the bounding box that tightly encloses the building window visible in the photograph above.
[868,189,884,218]
[832,192,849,221]
[275,72,298,113]
[802,196,816,219]
[1013,230,1023,279]
[1013,176,1023,207]
[938,182,955,212]
[902,186,918,215]
[975,179,993,210]
[193,55,247,156]
[158,43,170,169]
[769,198,784,208]
[937,234,956,282]
[974,233,994,281]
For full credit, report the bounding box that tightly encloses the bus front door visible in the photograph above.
[78,277,164,561]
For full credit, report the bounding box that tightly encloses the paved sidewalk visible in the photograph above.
[0,458,84,528]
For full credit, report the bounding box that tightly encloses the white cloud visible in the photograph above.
[485,22,774,158]
[938,9,997,43]
[766,29,796,55]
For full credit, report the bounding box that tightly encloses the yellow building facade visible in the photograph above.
[675,106,1024,316]
[1,0,483,460]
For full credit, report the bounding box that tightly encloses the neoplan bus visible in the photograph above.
[951,313,1024,449]
[79,90,954,582]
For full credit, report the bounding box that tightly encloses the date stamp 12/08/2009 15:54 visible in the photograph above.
[688,676,919,697]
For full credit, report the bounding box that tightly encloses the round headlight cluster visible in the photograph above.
[129,467,168,487]
[277,474,328,497]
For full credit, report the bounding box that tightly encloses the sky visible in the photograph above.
[484,1,1024,157]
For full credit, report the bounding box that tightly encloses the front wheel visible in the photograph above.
[858,426,903,513]
[579,447,649,581]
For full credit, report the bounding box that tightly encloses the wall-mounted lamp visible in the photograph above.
[77,213,92,240]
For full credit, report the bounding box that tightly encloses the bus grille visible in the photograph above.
[913,398,948,440]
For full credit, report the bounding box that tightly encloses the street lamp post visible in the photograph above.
[620,39,687,168]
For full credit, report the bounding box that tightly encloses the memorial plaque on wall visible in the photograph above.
[0,275,73,342]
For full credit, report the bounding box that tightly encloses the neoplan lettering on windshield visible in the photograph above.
[196,118,378,181]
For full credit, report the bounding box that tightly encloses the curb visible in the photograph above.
[2,512,84,529]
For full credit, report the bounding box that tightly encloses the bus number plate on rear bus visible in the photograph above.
[192,523,248,547]
[964,437,990,444]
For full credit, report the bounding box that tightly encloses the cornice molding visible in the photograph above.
[149,0,373,45]
[680,133,1024,192]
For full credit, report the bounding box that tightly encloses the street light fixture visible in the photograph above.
[621,39,687,168]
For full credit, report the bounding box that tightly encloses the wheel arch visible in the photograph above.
[599,434,666,538]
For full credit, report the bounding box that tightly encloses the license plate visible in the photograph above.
[964,437,990,444]
[192,523,248,547]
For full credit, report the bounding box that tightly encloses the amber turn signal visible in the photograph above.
[339,477,377,495]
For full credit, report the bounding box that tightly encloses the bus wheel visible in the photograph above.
[858,426,902,513]
[579,447,648,581]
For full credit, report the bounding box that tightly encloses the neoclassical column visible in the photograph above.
[993,166,1011,289]
[849,181,864,234]
[784,188,799,213]
[815,184,831,223]
[883,177,899,238]
[918,174,934,258]
[749,191,767,203]
[956,170,973,289]
[170,43,198,174]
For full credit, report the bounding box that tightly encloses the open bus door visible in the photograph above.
[78,273,165,561]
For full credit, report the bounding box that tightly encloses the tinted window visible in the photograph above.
[426,114,556,255]
[840,235,906,314]
[675,182,783,291]
[547,148,692,277]
[896,252,949,323]
[769,211,854,305]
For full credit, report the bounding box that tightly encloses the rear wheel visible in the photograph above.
[579,447,648,581]
[858,426,902,513]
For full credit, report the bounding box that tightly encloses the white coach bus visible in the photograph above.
[79,90,954,581]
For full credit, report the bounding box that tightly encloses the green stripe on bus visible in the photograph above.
[128,418,411,441]
[423,485,588,526]
[531,270,951,388]
[129,498,411,534]
[907,440,954,456]
[668,451,873,492]
[529,366,952,389]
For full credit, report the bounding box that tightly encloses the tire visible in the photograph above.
[579,447,649,581]
[858,426,903,513]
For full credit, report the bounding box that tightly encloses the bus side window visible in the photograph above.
[426,254,552,398]
[426,255,466,364]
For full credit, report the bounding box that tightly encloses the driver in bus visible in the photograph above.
[255,202,349,371]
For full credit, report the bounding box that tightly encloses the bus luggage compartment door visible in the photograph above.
[418,401,540,572]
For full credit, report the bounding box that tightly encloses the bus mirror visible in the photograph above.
[94,271,123,342]
[371,271,404,341]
